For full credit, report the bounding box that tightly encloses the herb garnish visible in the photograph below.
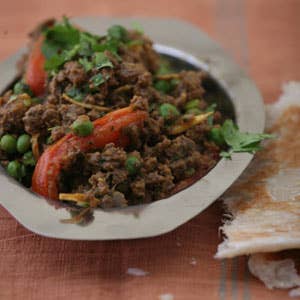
[90,73,110,87]
[205,103,217,125]
[41,18,130,73]
[66,87,85,102]
[107,25,128,42]
[78,57,93,72]
[93,53,113,69]
[210,119,275,159]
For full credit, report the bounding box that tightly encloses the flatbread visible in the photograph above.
[216,82,300,259]
[248,253,300,290]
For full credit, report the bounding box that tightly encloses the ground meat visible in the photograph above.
[23,104,61,135]
[120,36,159,72]
[87,109,104,121]
[165,135,197,160]
[58,104,86,126]
[202,141,221,162]
[130,177,146,199]
[84,93,106,106]
[117,62,147,85]
[123,123,143,149]
[144,137,171,158]
[110,169,128,185]
[144,163,174,199]
[62,61,87,85]
[140,40,160,72]
[175,71,205,100]
[88,172,110,197]
[136,71,152,88]
[47,62,88,103]
[185,122,210,144]
[58,150,84,192]
[130,95,149,111]
[101,191,127,209]
[142,117,164,145]
[170,151,203,181]
[101,143,127,171]
[85,152,101,172]
[0,97,29,134]
[142,156,158,172]
[50,125,67,142]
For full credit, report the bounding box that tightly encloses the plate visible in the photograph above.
[0,17,264,240]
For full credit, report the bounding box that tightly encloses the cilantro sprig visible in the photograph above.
[210,119,275,159]
[41,18,130,73]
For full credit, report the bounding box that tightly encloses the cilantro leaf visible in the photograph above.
[13,81,33,96]
[78,32,99,56]
[93,53,113,69]
[79,57,93,72]
[43,18,80,49]
[107,25,128,42]
[44,55,66,71]
[126,39,144,47]
[44,44,80,71]
[79,53,113,72]
[92,38,121,61]
[66,87,86,102]
[220,150,233,159]
[41,39,60,59]
[41,18,124,73]
[131,22,144,34]
[42,18,82,71]
[210,119,275,159]
[205,103,217,125]
[90,73,110,87]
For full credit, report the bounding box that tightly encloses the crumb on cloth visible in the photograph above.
[126,267,149,276]
[159,293,174,300]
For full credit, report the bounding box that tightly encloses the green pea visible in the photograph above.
[186,108,201,115]
[159,103,180,121]
[154,80,172,94]
[0,134,17,154]
[22,151,36,166]
[71,118,94,137]
[13,81,33,96]
[185,99,200,111]
[125,156,141,175]
[209,127,225,146]
[17,134,31,153]
[7,160,23,179]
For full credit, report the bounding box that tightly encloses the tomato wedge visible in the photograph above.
[24,35,47,96]
[32,107,147,200]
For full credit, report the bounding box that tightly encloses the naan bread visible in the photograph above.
[216,82,300,259]
[248,253,300,290]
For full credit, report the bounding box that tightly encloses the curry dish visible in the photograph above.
[0,18,271,209]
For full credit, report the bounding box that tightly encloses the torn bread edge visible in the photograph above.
[216,237,300,259]
[215,82,300,294]
[248,253,300,291]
